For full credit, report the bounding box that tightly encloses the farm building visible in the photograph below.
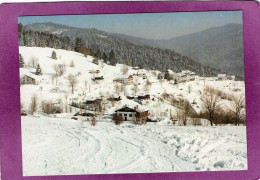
[158,72,165,80]
[217,74,227,80]
[113,75,133,85]
[115,105,150,121]
[20,74,37,85]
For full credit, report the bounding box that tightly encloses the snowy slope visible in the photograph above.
[22,116,247,175]
[19,46,247,175]
[19,46,245,121]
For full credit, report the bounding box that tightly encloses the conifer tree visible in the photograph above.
[35,64,42,75]
[19,54,25,68]
[102,52,107,63]
[74,37,83,52]
[109,50,116,66]
[51,51,57,60]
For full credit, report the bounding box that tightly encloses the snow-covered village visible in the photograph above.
[18,11,247,176]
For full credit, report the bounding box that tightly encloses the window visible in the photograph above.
[129,114,132,117]
[124,114,127,116]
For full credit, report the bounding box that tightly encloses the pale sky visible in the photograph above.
[19,11,243,40]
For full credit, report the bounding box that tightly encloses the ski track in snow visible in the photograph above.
[22,117,247,176]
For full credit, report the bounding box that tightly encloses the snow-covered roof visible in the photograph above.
[116,104,149,113]
[115,75,129,80]
[83,96,101,101]
[137,69,146,74]
[20,68,41,81]
[218,74,227,78]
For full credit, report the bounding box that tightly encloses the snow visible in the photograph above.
[22,116,247,176]
[18,46,247,175]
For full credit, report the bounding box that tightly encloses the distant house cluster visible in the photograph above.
[113,75,133,85]
[217,74,236,81]
[172,70,196,83]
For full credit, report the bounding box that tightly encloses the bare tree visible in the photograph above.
[121,65,128,75]
[112,114,123,125]
[57,63,66,76]
[201,88,221,126]
[100,61,105,69]
[69,60,75,67]
[64,93,69,113]
[29,56,38,68]
[230,94,245,126]
[114,83,120,95]
[30,94,38,114]
[68,74,78,94]
[187,83,192,93]
[53,64,58,76]
[90,117,96,126]
[143,78,152,93]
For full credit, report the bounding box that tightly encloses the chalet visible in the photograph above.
[74,112,95,117]
[113,75,133,85]
[217,74,227,80]
[107,96,122,102]
[20,74,37,85]
[137,70,147,79]
[83,97,102,111]
[227,75,236,81]
[89,70,100,74]
[84,98,102,105]
[133,67,139,70]
[158,72,165,80]
[92,75,104,81]
[115,105,150,121]
[21,110,27,116]
[173,72,187,83]
[173,70,196,83]
[126,95,135,100]
[137,94,150,100]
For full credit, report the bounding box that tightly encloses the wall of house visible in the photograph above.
[117,112,136,121]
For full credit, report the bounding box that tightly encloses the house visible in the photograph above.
[172,70,196,83]
[217,74,227,80]
[227,75,236,81]
[107,96,122,102]
[20,74,37,85]
[172,72,187,83]
[136,70,147,79]
[92,75,104,81]
[115,105,150,121]
[89,70,100,74]
[137,94,150,100]
[113,75,133,85]
[133,67,139,70]
[83,97,102,111]
[126,95,135,100]
[21,110,27,116]
[158,72,165,80]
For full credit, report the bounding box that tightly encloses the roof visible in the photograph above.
[84,96,101,101]
[20,68,41,81]
[115,105,149,113]
[218,74,227,78]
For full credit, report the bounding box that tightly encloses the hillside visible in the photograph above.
[19,46,247,175]
[110,24,244,77]
[19,46,245,123]
[22,23,222,77]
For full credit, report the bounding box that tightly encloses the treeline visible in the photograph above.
[18,23,73,50]
[19,23,222,76]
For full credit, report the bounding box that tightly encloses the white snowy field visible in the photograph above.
[22,116,247,176]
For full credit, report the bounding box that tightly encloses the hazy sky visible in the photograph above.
[18,11,242,40]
